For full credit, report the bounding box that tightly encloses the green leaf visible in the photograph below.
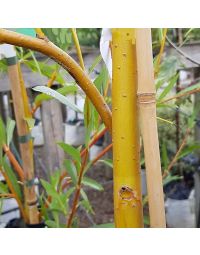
[0,117,6,145]
[0,181,9,194]
[88,55,102,74]
[52,28,59,36]
[50,170,61,190]
[94,65,108,92]
[93,222,115,228]
[50,196,67,215]
[188,108,197,129]
[143,215,150,226]
[178,144,200,160]
[34,85,77,106]
[6,118,15,146]
[0,198,3,215]
[99,159,113,168]
[157,73,179,101]
[82,177,103,191]
[65,187,75,199]
[42,28,70,50]
[24,117,35,130]
[175,82,200,98]
[2,157,22,201]
[80,189,94,214]
[157,56,181,82]
[58,142,81,164]
[33,86,82,113]
[163,174,182,186]
[29,50,42,75]
[24,60,65,85]
[63,159,77,185]
[40,179,58,198]
[45,220,58,228]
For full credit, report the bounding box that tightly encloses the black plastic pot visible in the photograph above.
[5,218,46,228]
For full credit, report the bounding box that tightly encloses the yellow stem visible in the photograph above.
[112,29,143,228]
[71,28,90,127]
[71,28,85,70]
[34,28,46,39]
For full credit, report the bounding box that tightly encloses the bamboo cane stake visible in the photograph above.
[136,29,166,227]
[0,29,112,133]
[7,60,39,224]
[112,29,143,228]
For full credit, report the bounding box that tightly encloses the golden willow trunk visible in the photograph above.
[112,29,143,228]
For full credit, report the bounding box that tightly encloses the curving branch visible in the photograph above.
[0,29,112,133]
[166,35,200,66]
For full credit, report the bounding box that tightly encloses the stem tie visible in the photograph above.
[137,92,156,104]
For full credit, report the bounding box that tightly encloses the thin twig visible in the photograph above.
[67,150,89,227]
[163,128,190,178]
[0,193,15,198]
[166,36,200,66]
[160,87,200,104]
[3,144,24,182]
[91,143,113,166]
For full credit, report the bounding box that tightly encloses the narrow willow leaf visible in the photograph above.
[65,187,75,199]
[175,82,200,97]
[88,55,102,74]
[0,117,6,145]
[80,189,94,214]
[2,157,22,201]
[58,142,81,164]
[64,159,77,185]
[25,60,65,85]
[33,86,82,113]
[40,179,58,198]
[163,174,182,186]
[24,117,35,130]
[94,65,109,92]
[99,159,113,168]
[178,144,200,160]
[50,170,60,190]
[82,177,103,191]
[6,118,15,146]
[29,50,42,75]
[157,73,179,101]
[0,181,9,194]
[45,220,57,228]
[34,85,77,105]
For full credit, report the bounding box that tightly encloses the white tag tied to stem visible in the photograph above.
[100,28,112,78]
[0,44,16,60]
